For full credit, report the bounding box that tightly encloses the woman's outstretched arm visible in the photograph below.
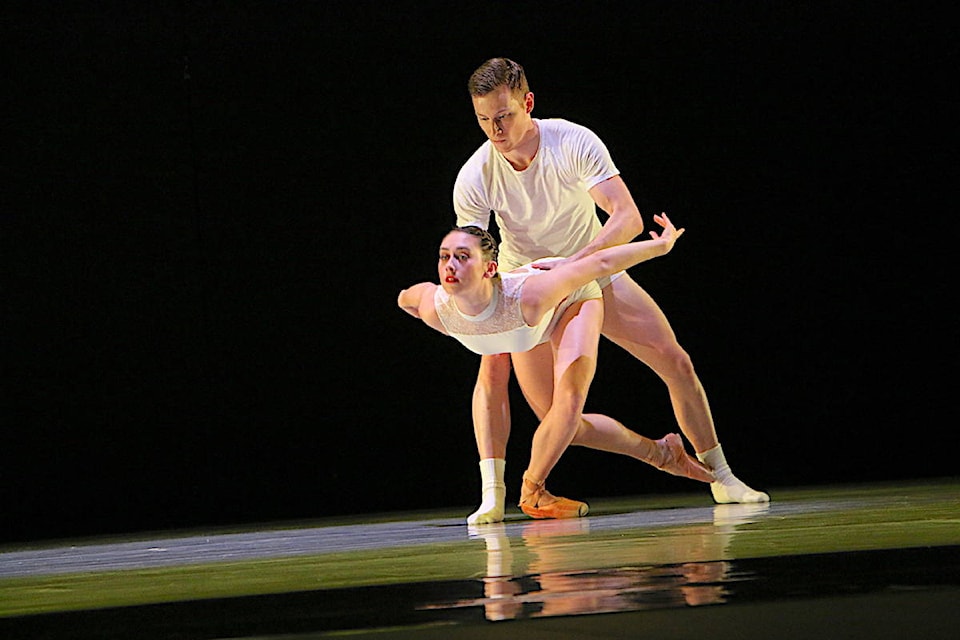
[521,213,684,324]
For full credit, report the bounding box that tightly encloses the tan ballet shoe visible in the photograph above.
[518,473,589,519]
[654,433,716,483]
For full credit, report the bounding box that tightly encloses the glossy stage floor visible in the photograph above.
[2,478,958,639]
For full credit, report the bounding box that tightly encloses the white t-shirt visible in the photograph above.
[434,259,602,356]
[453,118,620,271]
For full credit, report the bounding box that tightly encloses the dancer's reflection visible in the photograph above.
[468,523,523,621]
[450,502,770,621]
[519,517,728,618]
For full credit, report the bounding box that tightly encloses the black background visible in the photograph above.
[3,1,957,543]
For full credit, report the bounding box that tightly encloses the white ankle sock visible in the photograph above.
[467,458,506,525]
[697,444,770,504]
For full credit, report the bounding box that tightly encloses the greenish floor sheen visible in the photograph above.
[1,478,958,619]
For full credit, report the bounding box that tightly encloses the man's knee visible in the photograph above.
[661,344,697,382]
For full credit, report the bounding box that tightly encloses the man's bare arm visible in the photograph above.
[569,175,644,260]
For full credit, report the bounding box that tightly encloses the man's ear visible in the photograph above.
[525,91,535,114]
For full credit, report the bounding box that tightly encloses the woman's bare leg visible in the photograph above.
[512,300,602,518]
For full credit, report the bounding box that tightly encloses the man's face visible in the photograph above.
[471,85,534,154]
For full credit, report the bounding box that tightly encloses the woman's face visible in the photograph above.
[438,230,492,295]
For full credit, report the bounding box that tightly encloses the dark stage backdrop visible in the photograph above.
[3,1,956,543]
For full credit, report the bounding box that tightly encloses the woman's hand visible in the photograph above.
[649,212,685,253]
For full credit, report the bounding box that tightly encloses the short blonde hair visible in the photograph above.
[468,57,529,101]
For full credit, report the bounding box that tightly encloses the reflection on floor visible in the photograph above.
[446,509,761,622]
[1,478,958,639]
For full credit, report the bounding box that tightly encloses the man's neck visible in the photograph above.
[502,120,540,171]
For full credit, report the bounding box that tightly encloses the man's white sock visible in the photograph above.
[697,444,770,504]
[467,458,506,525]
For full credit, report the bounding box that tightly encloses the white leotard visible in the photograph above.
[434,260,602,356]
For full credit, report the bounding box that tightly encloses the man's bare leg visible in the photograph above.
[468,353,512,525]
[601,275,769,503]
